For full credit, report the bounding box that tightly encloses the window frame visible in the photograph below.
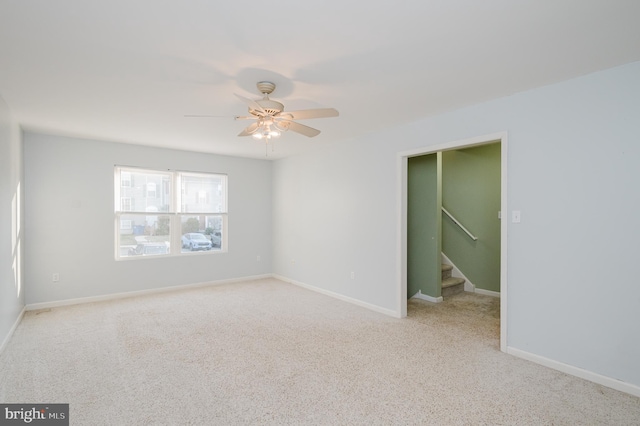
[114,166,228,260]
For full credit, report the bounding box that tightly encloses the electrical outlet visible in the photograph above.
[257,255,261,262]
[350,271,355,280]
[52,273,60,282]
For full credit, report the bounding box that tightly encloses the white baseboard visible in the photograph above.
[25,274,273,311]
[411,290,443,303]
[507,347,640,398]
[273,274,399,318]
[0,305,26,355]
[474,288,500,298]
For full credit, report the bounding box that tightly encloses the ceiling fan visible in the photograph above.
[231,81,339,140]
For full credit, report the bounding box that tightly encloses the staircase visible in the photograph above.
[441,264,465,297]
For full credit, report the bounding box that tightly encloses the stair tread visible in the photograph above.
[441,264,453,272]
[442,277,465,288]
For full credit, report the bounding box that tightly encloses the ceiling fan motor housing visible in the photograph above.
[256,81,276,95]
[250,81,283,115]
[252,99,284,116]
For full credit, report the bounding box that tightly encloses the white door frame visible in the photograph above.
[397,131,508,352]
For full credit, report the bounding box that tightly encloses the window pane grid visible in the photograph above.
[116,213,171,258]
[116,169,171,214]
[115,167,227,259]
[180,173,227,213]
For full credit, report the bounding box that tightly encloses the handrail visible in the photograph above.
[442,207,478,241]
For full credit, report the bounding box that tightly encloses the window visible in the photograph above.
[115,167,227,259]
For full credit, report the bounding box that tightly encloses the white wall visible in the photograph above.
[23,133,272,304]
[273,61,640,387]
[0,94,24,350]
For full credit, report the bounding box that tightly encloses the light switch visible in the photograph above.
[512,210,521,223]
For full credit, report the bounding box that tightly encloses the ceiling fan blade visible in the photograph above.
[234,93,267,116]
[277,108,339,120]
[238,122,260,137]
[234,115,257,120]
[277,119,321,138]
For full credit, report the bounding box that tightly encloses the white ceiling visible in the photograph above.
[1,1,639,160]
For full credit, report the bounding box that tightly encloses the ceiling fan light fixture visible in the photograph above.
[252,125,280,140]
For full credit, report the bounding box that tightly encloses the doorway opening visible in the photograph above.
[397,132,508,352]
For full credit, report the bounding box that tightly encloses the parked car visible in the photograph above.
[182,233,212,251]
[128,242,169,256]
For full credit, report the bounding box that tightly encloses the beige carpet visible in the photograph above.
[1,278,639,425]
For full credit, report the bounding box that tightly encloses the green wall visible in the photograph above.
[407,153,441,299]
[442,143,501,292]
